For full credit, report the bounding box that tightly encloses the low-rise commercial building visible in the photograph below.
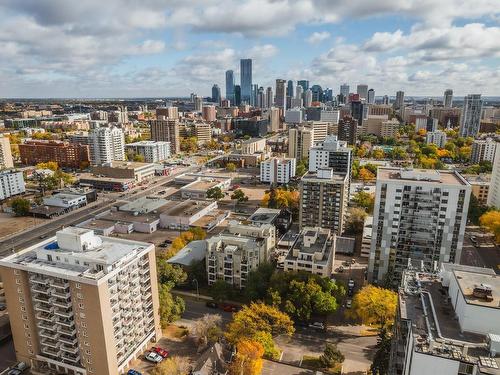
[91,161,156,182]
[180,176,231,199]
[284,227,336,277]
[390,263,500,375]
[43,193,87,209]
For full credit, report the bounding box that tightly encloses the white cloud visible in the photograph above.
[306,31,331,44]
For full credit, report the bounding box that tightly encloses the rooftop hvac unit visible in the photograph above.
[487,333,500,356]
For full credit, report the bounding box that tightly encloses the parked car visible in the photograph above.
[145,351,163,363]
[7,363,27,375]
[127,370,142,375]
[343,260,351,267]
[348,279,355,288]
[309,322,325,330]
[206,301,218,308]
[152,347,169,358]
[346,299,352,308]
[351,258,356,264]
[221,303,239,312]
[335,266,344,273]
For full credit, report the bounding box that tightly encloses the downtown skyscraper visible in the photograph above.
[240,59,252,105]
[275,79,287,109]
[225,70,235,104]
[460,94,483,137]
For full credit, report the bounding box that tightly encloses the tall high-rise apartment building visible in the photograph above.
[394,91,405,110]
[357,84,368,100]
[470,138,498,164]
[265,87,274,109]
[287,80,294,98]
[275,79,287,109]
[487,148,500,208]
[202,105,216,122]
[194,96,203,112]
[194,123,212,144]
[368,168,471,284]
[240,59,252,105]
[125,141,171,163]
[367,88,375,104]
[225,70,235,103]
[0,135,14,169]
[149,118,180,154]
[444,89,453,108]
[234,85,241,106]
[460,94,483,137]
[304,89,313,107]
[337,116,358,145]
[288,121,329,160]
[340,84,350,100]
[257,87,266,108]
[211,84,221,105]
[0,170,25,200]
[299,168,348,235]
[295,85,304,102]
[155,107,178,119]
[0,227,161,375]
[88,124,125,165]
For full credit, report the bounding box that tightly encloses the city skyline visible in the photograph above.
[1,0,500,98]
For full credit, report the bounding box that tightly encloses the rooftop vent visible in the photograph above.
[473,284,493,301]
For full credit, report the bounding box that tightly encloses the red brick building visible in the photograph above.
[19,140,90,168]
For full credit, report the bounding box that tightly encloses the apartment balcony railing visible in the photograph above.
[31,285,53,295]
[60,344,79,355]
[33,294,54,304]
[56,318,75,328]
[50,279,69,290]
[59,335,78,346]
[29,274,48,285]
[52,289,71,299]
[39,330,59,341]
[57,326,77,337]
[61,352,80,364]
[36,311,55,322]
[53,299,72,309]
[34,303,54,314]
[41,346,61,358]
[54,308,74,319]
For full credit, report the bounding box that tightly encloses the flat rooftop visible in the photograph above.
[454,270,500,309]
[78,218,117,230]
[161,199,213,217]
[248,207,281,224]
[99,210,159,224]
[94,161,154,170]
[0,228,151,281]
[118,197,168,214]
[378,167,468,186]
[182,179,219,191]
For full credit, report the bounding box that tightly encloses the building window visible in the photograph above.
[77,293,84,299]
[14,270,20,275]
[75,283,81,289]
[19,297,24,303]
[23,323,29,329]
[15,278,21,285]
[78,303,85,309]
[81,322,87,328]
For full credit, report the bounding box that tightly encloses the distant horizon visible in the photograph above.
[1,1,499,97]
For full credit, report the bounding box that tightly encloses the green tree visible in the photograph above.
[158,284,185,328]
[295,158,308,177]
[467,194,488,225]
[180,136,198,153]
[244,262,276,301]
[11,198,30,216]
[231,189,248,203]
[319,343,345,368]
[347,285,397,328]
[370,328,392,375]
[226,162,237,172]
[133,154,145,162]
[206,186,224,200]
[209,280,234,303]
[389,146,408,160]
[156,259,187,286]
[352,191,375,213]
[345,207,368,235]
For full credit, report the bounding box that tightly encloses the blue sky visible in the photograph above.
[0,0,499,98]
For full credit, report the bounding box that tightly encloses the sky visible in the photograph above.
[1,0,500,98]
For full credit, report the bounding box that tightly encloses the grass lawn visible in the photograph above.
[163,325,189,339]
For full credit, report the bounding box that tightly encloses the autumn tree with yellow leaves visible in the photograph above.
[479,210,500,243]
[229,340,265,375]
[347,285,397,329]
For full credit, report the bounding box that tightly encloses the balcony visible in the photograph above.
[144,299,153,309]
[139,257,149,267]
[53,298,72,309]
[140,284,151,293]
[141,291,152,301]
[50,279,69,289]
[36,311,55,322]
[56,318,75,328]
[139,267,150,275]
[61,352,80,364]
[30,274,47,284]
[60,344,79,355]
[54,308,73,319]
[31,285,53,294]
[41,346,61,358]
[120,300,132,310]
[130,274,140,284]
[52,289,71,299]
[57,326,77,336]
[39,330,59,340]
[59,335,78,346]
[37,320,56,331]
[33,294,53,304]
[34,303,54,314]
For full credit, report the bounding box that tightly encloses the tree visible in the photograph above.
[344,207,368,234]
[206,186,224,200]
[192,314,223,346]
[358,168,375,182]
[225,302,294,358]
[226,162,237,172]
[158,284,185,328]
[209,280,234,303]
[370,328,392,375]
[11,198,30,216]
[467,194,488,225]
[156,259,187,287]
[229,340,264,375]
[261,188,299,212]
[479,210,500,243]
[372,149,385,159]
[390,146,408,160]
[180,136,198,153]
[266,272,341,323]
[319,343,344,368]
[36,161,59,171]
[231,189,248,203]
[244,262,276,301]
[150,356,190,375]
[133,154,145,162]
[295,159,308,177]
[352,191,375,213]
[347,285,397,328]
